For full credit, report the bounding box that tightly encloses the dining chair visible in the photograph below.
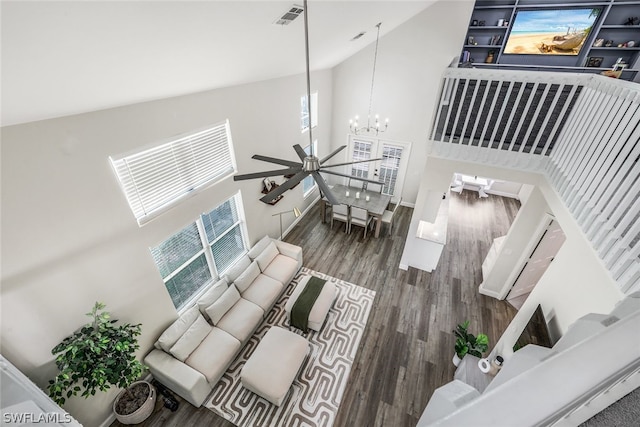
[350,207,372,237]
[331,204,349,232]
[348,177,365,190]
[321,185,334,221]
[364,181,383,193]
[381,197,402,236]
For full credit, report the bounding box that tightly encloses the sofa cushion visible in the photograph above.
[262,255,300,285]
[255,241,279,272]
[234,261,260,293]
[247,236,272,260]
[216,298,264,343]
[224,255,251,284]
[241,274,284,314]
[196,278,228,319]
[185,327,241,384]
[205,285,240,325]
[156,306,200,352]
[169,314,212,362]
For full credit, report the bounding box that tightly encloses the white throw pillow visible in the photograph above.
[224,255,251,284]
[197,278,228,319]
[234,261,260,293]
[156,306,200,352]
[255,241,279,272]
[247,236,272,260]
[169,314,211,362]
[205,285,240,325]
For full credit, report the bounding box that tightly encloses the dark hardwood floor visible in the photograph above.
[114,190,520,427]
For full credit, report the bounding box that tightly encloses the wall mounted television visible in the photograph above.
[503,8,601,56]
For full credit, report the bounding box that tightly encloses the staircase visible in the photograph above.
[417,292,640,426]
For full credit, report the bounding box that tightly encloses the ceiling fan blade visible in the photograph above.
[259,171,308,203]
[320,169,384,185]
[319,145,346,164]
[293,144,307,161]
[322,157,383,168]
[233,167,301,181]
[311,171,339,205]
[251,155,301,168]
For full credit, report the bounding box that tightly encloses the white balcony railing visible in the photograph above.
[429,68,640,294]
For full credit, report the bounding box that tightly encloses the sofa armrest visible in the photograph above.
[144,349,212,407]
[274,240,303,265]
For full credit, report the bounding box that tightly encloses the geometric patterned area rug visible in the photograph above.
[206,267,376,427]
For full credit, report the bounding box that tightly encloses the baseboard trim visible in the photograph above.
[486,189,520,200]
[478,283,502,299]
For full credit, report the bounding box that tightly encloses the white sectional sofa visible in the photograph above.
[144,237,303,407]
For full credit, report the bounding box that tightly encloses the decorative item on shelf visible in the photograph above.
[262,179,283,205]
[478,20,485,27]
[497,19,504,27]
[602,57,628,79]
[47,302,153,425]
[272,207,301,240]
[624,40,636,48]
[471,19,478,26]
[485,50,495,64]
[488,355,504,376]
[478,357,491,374]
[604,40,614,47]
[462,50,472,63]
[452,320,489,367]
[623,17,639,26]
[593,38,604,47]
[586,56,603,68]
[503,21,509,27]
[467,36,477,46]
[349,22,389,135]
[489,35,502,45]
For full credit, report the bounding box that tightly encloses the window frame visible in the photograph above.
[301,92,318,133]
[150,192,249,311]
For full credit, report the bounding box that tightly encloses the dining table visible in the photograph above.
[320,184,392,238]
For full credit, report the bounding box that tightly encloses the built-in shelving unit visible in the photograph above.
[461,0,640,82]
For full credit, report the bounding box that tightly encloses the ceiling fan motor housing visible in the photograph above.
[303,156,320,172]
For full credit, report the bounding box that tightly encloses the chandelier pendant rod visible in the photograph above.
[367,22,382,131]
[303,0,314,157]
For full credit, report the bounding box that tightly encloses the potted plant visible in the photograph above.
[48,302,155,424]
[452,320,489,367]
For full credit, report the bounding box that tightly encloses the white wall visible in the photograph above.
[329,0,475,204]
[0,69,332,426]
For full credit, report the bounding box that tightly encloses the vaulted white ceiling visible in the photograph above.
[1,1,435,126]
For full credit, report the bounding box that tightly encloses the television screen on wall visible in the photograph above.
[503,8,601,55]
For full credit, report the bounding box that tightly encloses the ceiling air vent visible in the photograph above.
[274,5,304,26]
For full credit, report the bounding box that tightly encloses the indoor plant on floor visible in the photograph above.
[452,320,489,367]
[48,302,155,424]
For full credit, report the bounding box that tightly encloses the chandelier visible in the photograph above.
[349,22,389,135]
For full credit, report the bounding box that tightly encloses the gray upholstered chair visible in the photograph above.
[381,197,402,236]
[365,181,383,193]
[350,206,372,237]
[331,204,349,232]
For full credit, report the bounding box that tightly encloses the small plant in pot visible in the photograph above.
[48,302,155,424]
[452,320,489,367]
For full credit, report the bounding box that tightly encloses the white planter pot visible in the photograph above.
[453,353,461,367]
[113,381,156,425]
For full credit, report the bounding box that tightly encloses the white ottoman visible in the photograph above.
[240,327,308,406]
[285,275,337,332]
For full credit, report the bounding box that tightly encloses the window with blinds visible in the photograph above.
[150,193,248,310]
[301,92,318,132]
[110,120,236,226]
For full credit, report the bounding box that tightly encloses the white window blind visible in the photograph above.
[110,120,236,225]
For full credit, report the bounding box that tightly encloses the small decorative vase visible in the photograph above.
[453,353,462,367]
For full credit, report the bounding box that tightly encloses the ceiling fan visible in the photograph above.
[233,0,383,206]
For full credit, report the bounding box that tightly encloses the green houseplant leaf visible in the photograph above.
[47,302,145,405]
[453,321,489,359]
